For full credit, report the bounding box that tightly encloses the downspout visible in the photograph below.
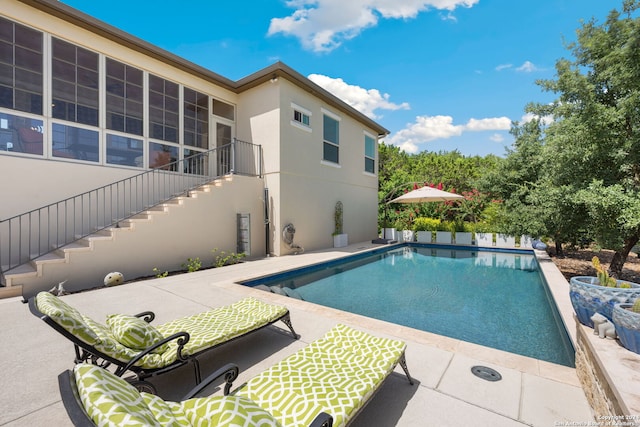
[264,187,270,257]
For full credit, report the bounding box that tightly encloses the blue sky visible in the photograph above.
[63,0,619,157]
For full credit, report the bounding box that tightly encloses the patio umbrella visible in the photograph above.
[387,186,464,204]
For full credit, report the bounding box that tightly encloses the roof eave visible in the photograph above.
[236,62,389,137]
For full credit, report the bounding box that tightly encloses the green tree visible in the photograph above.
[524,0,640,276]
[377,142,500,227]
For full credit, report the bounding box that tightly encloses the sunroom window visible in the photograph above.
[0,17,43,115]
[51,38,99,126]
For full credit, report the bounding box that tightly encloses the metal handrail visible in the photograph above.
[0,139,262,283]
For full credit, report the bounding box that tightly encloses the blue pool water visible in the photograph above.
[242,245,574,367]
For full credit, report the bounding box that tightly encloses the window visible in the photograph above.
[212,98,234,120]
[364,134,376,173]
[322,113,339,163]
[294,110,309,126]
[0,17,43,114]
[291,103,311,131]
[149,74,179,142]
[149,141,178,170]
[0,16,245,171]
[52,38,99,126]
[52,123,99,161]
[106,134,143,167]
[0,112,44,155]
[184,87,208,148]
[106,58,143,135]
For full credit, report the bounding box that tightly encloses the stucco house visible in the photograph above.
[0,0,388,298]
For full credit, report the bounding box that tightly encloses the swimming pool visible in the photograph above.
[241,245,574,367]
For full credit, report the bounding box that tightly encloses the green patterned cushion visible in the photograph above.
[106,314,168,354]
[74,364,161,426]
[84,317,175,370]
[35,292,100,346]
[230,297,288,323]
[323,323,406,371]
[237,340,379,427]
[157,297,288,356]
[237,379,330,427]
[142,393,190,426]
[236,324,406,427]
[181,395,281,427]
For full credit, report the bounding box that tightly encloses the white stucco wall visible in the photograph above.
[0,155,141,219]
[238,79,379,255]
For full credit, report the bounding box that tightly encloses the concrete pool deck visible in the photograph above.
[1,241,599,426]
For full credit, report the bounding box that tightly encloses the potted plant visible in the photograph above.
[435,221,452,244]
[474,223,493,247]
[495,233,516,247]
[413,217,438,243]
[454,221,472,245]
[397,215,415,242]
[333,201,348,248]
[570,256,640,328]
[380,218,397,240]
[613,299,640,354]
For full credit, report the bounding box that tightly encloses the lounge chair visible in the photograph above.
[58,324,413,427]
[30,291,298,392]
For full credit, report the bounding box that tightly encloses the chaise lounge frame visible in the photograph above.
[29,294,299,392]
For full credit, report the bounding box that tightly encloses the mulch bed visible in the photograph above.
[548,247,640,284]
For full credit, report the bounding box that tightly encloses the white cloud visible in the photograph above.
[465,117,511,131]
[269,0,479,52]
[495,63,512,71]
[399,140,421,154]
[495,61,540,73]
[387,114,512,152]
[308,74,410,119]
[521,112,554,126]
[489,133,505,143]
[516,61,538,72]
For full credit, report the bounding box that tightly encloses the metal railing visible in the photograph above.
[0,139,262,284]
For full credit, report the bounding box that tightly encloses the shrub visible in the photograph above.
[471,221,493,233]
[182,257,201,273]
[413,217,440,232]
[437,221,455,232]
[212,248,246,268]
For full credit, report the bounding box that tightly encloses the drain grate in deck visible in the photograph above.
[471,365,502,382]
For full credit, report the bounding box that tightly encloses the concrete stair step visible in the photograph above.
[4,262,37,276]
[56,242,91,254]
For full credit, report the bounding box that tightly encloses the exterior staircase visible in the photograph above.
[0,140,264,300]
[1,178,235,299]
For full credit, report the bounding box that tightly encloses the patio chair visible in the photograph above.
[58,323,412,427]
[30,291,298,393]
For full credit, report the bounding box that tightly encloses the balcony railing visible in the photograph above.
[0,139,262,284]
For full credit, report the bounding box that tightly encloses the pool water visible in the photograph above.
[243,245,574,367]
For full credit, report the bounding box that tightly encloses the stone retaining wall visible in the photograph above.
[574,318,640,422]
